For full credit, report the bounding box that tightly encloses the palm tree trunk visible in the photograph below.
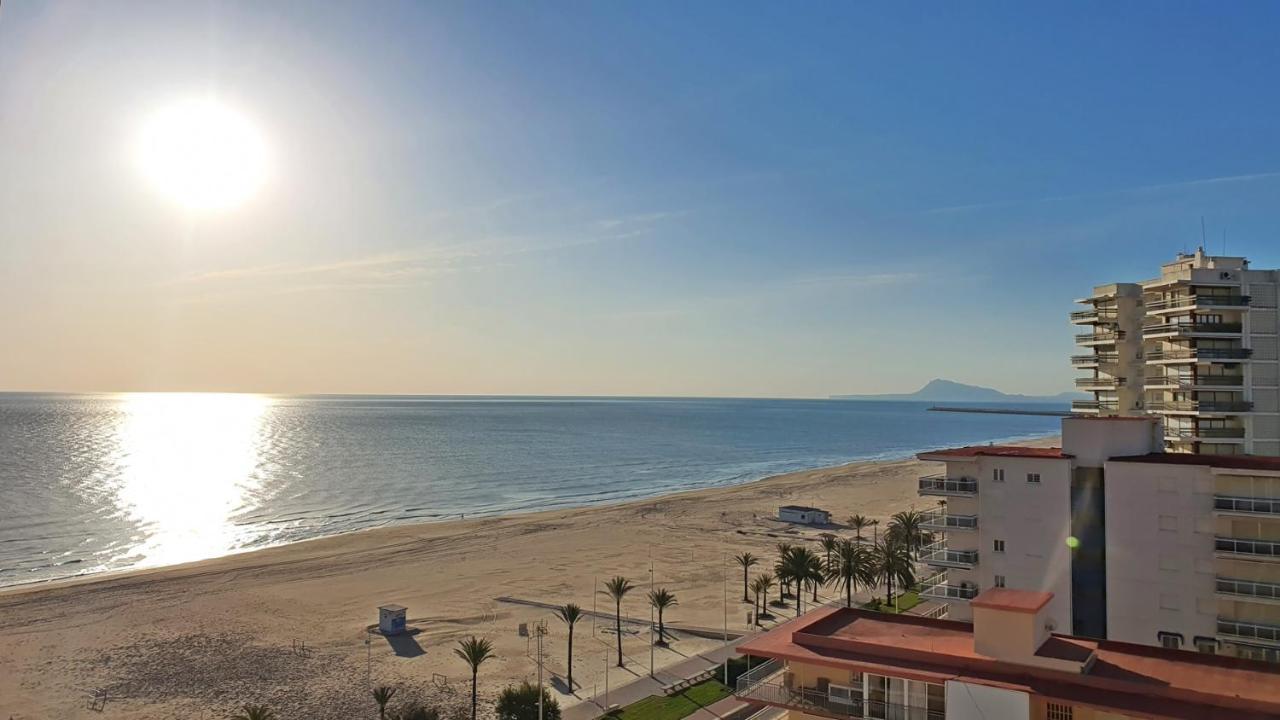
[567,628,574,690]
[795,589,802,617]
[615,601,624,668]
[846,578,852,608]
[657,608,665,644]
[742,568,749,602]
[812,579,818,602]
[470,672,478,720]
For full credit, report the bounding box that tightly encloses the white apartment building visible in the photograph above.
[1071,249,1280,455]
[917,415,1280,663]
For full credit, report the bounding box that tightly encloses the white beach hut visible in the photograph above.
[379,604,408,635]
[778,505,831,525]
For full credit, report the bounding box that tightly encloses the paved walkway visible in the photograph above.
[562,633,755,720]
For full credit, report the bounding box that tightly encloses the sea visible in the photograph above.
[0,392,1063,588]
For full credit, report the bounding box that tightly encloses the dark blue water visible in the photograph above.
[0,393,1061,586]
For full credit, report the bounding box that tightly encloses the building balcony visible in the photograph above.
[1069,309,1119,324]
[1216,578,1280,606]
[1075,376,1124,390]
[734,660,944,720]
[920,571,979,601]
[1217,618,1280,648]
[1142,322,1243,339]
[1146,348,1252,363]
[1145,374,1244,389]
[1075,330,1125,346]
[919,509,978,532]
[1148,400,1253,414]
[1146,295,1250,312]
[1216,537,1280,560]
[920,541,978,569]
[1071,351,1119,367]
[1165,427,1246,443]
[1215,495,1280,516]
[1071,399,1118,413]
[918,476,977,497]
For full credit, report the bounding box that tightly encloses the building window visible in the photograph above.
[1046,703,1073,720]
[993,468,1005,482]
[827,683,859,706]
[994,539,1005,553]
[1157,631,1183,650]
[1194,637,1218,654]
[1027,472,1041,483]
[994,575,1006,588]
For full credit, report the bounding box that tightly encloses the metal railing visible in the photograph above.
[1142,322,1242,336]
[919,509,977,531]
[920,572,979,601]
[1216,537,1280,558]
[1145,375,1244,388]
[1071,400,1119,412]
[917,476,977,495]
[1148,400,1253,413]
[1075,377,1123,389]
[1147,295,1250,311]
[1075,331,1124,344]
[736,671,943,720]
[1214,496,1280,515]
[1217,578,1280,603]
[1165,427,1246,439]
[1146,348,1252,361]
[920,542,978,568]
[1071,352,1119,365]
[1069,309,1118,322]
[1218,618,1280,645]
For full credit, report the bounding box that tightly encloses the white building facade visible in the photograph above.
[918,416,1280,663]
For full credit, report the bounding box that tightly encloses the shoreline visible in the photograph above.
[0,434,1060,720]
[0,429,1060,594]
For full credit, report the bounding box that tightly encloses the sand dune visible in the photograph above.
[0,437,1057,720]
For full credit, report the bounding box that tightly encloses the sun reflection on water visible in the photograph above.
[111,393,270,568]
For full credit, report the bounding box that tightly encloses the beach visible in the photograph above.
[0,437,1056,720]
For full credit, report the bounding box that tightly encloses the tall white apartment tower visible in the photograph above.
[1073,249,1280,455]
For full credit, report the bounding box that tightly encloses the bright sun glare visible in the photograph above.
[137,99,269,211]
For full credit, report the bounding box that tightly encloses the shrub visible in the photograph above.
[496,682,561,720]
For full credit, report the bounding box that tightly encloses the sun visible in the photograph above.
[136,98,269,211]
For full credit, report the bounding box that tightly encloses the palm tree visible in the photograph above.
[870,519,880,543]
[872,537,916,607]
[887,509,930,560]
[734,552,759,602]
[647,588,678,645]
[600,576,634,667]
[782,547,821,617]
[819,534,839,570]
[231,705,274,720]
[753,573,775,620]
[373,686,398,720]
[803,549,826,604]
[773,543,795,599]
[454,636,495,720]
[556,603,583,691]
[833,540,873,608]
[847,514,871,542]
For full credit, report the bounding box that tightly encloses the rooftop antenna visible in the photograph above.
[1200,216,1207,254]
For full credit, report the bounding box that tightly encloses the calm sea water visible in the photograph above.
[0,393,1062,587]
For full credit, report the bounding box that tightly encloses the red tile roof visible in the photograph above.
[736,607,1280,719]
[970,588,1053,614]
[917,445,1071,460]
[1109,453,1280,471]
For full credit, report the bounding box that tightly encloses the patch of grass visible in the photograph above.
[609,679,732,720]
[861,590,922,614]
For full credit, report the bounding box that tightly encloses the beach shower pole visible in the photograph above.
[649,546,655,679]
[722,551,729,686]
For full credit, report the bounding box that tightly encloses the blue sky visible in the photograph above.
[1,2,1278,396]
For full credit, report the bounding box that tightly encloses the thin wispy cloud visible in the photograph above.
[922,171,1280,216]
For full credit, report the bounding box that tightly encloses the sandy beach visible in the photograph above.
[0,437,1056,720]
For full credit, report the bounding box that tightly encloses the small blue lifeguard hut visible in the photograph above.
[379,604,407,635]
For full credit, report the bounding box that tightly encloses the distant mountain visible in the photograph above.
[832,378,1086,404]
